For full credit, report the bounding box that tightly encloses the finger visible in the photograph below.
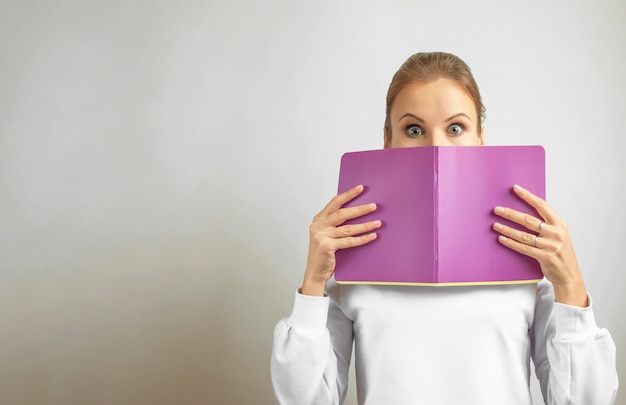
[497,234,549,262]
[331,220,382,238]
[512,184,559,224]
[321,185,365,216]
[493,206,557,236]
[493,205,545,233]
[493,222,557,249]
[327,203,377,226]
[333,232,378,250]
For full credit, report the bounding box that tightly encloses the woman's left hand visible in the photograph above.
[492,184,588,307]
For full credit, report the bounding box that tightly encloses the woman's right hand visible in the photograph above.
[300,185,381,296]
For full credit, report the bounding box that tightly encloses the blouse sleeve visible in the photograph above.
[271,282,354,405]
[531,278,619,404]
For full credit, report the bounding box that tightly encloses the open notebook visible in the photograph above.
[334,146,545,286]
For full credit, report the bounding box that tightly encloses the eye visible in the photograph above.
[406,125,424,137]
[447,124,464,136]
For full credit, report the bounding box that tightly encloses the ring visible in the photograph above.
[537,221,545,235]
[534,236,539,247]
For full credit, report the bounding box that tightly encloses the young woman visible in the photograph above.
[271,52,618,404]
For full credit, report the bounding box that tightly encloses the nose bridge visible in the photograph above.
[428,130,447,146]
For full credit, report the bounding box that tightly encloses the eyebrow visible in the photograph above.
[445,112,472,122]
[398,112,473,123]
[399,113,425,123]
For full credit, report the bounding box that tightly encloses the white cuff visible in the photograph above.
[287,289,330,330]
[553,294,600,341]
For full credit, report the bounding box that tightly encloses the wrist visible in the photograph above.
[553,281,588,307]
[301,275,327,297]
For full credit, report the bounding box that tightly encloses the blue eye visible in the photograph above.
[448,124,464,135]
[406,125,424,137]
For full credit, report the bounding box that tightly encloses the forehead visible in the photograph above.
[391,79,477,121]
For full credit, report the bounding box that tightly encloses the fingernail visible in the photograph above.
[493,222,503,230]
[372,220,381,227]
[498,235,508,242]
[368,203,377,210]
[514,184,523,192]
[494,206,505,214]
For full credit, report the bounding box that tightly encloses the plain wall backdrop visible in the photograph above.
[0,1,624,404]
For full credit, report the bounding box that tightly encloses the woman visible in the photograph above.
[271,52,618,404]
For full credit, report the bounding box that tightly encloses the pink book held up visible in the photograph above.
[335,146,545,286]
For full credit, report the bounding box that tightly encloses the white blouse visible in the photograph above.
[271,278,618,404]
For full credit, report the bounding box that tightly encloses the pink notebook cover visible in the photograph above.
[335,146,545,286]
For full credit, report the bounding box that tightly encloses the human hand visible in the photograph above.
[492,184,588,307]
[301,185,381,296]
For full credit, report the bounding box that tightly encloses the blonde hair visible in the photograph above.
[384,52,486,140]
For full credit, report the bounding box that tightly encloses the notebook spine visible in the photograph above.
[433,147,439,283]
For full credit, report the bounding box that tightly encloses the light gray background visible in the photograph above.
[1,1,624,404]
